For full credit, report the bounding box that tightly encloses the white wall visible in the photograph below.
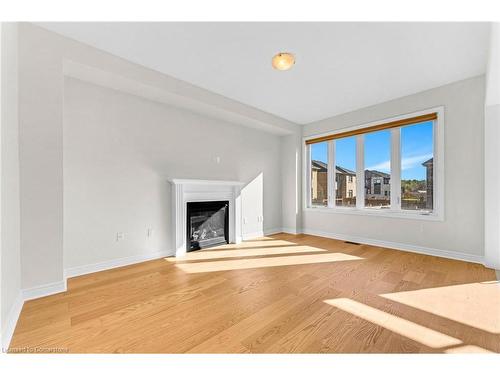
[63,77,282,269]
[18,23,64,289]
[301,76,485,258]
[1,23,22,348]
[485,23,500,269]
[281,132,302,234]
[485,23,500,108]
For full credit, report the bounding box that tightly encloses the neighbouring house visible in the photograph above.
[311,160,328,205]
[365,170,391,205]
[335,166,356,205]
[311,161,357,205]
[423,157,434,209]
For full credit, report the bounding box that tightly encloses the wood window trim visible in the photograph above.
[305,112,437,145]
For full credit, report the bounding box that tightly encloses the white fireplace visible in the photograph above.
[169,179,244,256]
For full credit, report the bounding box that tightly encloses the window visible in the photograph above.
[305,109,442,220]
[335,136,356,207]
[310,141,328,207]
[400,121,434,212]
[364,130,391,209]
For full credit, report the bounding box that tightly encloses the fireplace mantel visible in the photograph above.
[169,179,244,256]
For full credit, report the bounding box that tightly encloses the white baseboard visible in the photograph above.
[1,292,24,351]
[242,231,264,240]
[22,280,67,301]
[281,227,302,235]
[483,259,500,271]
[242,228,282,240]
[1,250,174,350]
[302,228,484,264]
[264,228,283,236]
[64,250,175,279]
[3,278,69,349]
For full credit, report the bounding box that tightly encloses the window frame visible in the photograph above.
[303,106,444,221]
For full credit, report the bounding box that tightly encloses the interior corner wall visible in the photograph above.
[485,104,500,269]
[1,22,22,344]
[302,76,486,259]
[281,132,302,234]
[484,22,500,270]
[18,23,64,289]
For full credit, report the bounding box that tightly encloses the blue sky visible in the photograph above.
[311,121,433,180]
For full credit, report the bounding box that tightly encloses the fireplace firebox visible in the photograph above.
[186,201,229,252]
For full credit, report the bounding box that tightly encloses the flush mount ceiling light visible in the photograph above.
[272,52,295,71]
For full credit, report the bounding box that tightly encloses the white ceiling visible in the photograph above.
[38,22,490,124]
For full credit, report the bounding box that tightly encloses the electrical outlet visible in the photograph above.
[116,232,125,241]
[147,228,153,238]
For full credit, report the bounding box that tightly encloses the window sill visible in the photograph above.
[304,206,444,221]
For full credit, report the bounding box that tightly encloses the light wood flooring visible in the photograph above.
[9,233,500,353]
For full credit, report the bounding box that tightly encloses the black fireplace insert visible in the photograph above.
[186,201,229,252]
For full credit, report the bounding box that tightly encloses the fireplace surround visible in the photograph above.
[170,179,244,256]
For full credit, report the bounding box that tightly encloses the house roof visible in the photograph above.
[311,160,327,171]
[422,157,434,167]
[311,160,356,176]
[365,170,390,178]
[335,166,356,176]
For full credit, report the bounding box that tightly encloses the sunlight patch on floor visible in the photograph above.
[165,245,327,262]
[444,345,494,354]
[216,239,298,249]
[380,281,500,334]
[173,252,362,273]
[323,298,462,348]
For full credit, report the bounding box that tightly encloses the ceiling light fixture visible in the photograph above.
[272,52,295,71]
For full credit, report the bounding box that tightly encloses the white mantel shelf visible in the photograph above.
[169,179,244,257]
[170,179,244,186]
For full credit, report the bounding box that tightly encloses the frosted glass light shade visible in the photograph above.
[272,53,295,71]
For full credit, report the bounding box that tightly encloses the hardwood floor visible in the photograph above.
[9,234,500,353]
